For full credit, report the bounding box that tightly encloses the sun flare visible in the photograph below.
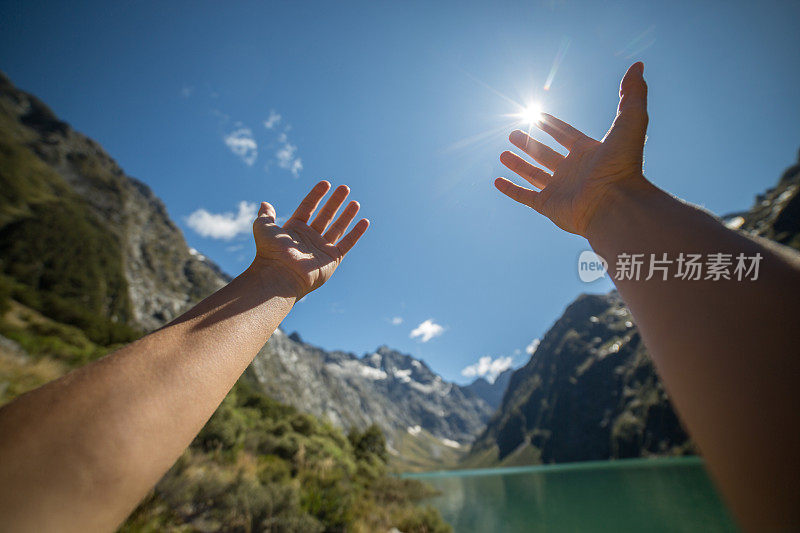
[518,103,543,126]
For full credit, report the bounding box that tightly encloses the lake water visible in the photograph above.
[403,457,738,532]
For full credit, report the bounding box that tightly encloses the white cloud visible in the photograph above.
[525,338,541,355]
[180,86,194,98]
[263,110,282,129]
[186,201,257,240]
[275,137,303,177]
[410,319,444,343]
[461,356,513,383]
[390,317,403,326]
[224,127,258,166]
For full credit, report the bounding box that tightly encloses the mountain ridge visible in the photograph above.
[247,331,494,465]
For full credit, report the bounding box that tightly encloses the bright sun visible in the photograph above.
[518,103,543,125]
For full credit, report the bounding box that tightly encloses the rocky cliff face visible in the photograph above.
[467,150,800,467]
[248,332,492,447]
[725,148,800,248]
[0,71,228,332]
[467,292,693,467]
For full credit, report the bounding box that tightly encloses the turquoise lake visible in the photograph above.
[403,457,739,532]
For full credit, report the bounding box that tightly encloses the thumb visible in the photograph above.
[606,62,648,142]
[257,201,277,223]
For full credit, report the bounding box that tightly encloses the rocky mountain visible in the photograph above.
[0,71,229,335]
[466,150,800,468]
[724,148,800,247]
[462,368,513,410]
[466,291,694,467]
[248,332,493,463]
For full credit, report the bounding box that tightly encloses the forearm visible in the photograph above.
[586,177,800,530]
[0,260,298,532]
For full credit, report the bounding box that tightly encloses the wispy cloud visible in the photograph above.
[263,110,282,129]
[208,102,301,177]
[410,319,444,342]
[525,338,540,355]
[275,132,303,178]
[224,127,258,166]
[186,201,257,240]
[390,317,403,326]
[180,86,194,98]
[461,356,513,383]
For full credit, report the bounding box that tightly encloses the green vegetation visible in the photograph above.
[0,106,140,346]
[126,379,450,532]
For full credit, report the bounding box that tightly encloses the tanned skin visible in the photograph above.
[496,62,800,531]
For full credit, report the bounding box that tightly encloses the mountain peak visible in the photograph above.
[247,332,493,455]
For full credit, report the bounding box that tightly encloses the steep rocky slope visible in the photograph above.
[725,148,800,247]
[467,150,800,467]
[0,71,228,333]
[467,292,693,467]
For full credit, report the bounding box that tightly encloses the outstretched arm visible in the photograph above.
[496,63,800,531]
[0,181,369,532]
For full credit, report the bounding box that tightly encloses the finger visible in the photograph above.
[324,200,360,243]
[289,181,331,223]
[494,177,539,209]
[618,61,647,114]
[337,218,370,255]
[258,201,276,223]
[608,61,649,140]
[500,151,552,189]
[537,113,595,151]
[310,184,350,233]
[508,130,564,171]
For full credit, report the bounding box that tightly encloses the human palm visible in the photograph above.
[495,62,649,237]
[253,181,369,296]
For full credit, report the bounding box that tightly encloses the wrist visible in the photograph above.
[583,174,660,250]
[247,258,307,300]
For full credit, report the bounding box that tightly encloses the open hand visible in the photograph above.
[495,62,649,237]
[252,181,369,296]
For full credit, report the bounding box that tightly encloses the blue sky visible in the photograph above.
[2,0,799,384]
